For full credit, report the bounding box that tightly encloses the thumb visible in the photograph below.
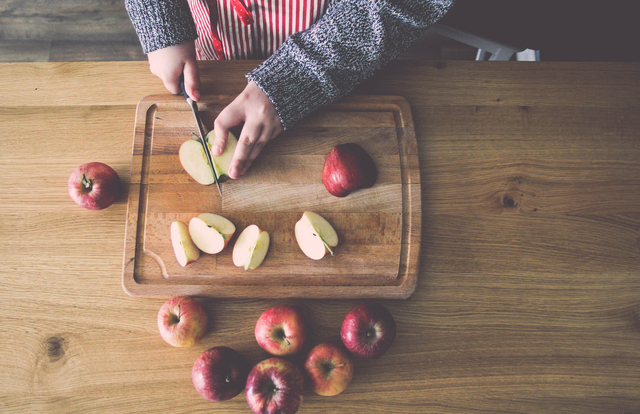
[183,60,201,101]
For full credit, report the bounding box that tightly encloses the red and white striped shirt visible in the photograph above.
[187,0,329,60]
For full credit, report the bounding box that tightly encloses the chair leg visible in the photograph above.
[488,47,515,61]
[516,48,540,61]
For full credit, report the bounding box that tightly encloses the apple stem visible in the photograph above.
[322,239,335,256]
[177,305,181,321]
[81,174,93,191]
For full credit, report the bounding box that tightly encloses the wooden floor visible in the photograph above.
[0,0,476,63]
[2,0,635,63]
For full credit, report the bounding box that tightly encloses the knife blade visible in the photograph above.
[179,76,223,197]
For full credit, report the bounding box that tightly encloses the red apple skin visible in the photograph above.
[68,162,122,210]
[340,303,396,360]
[255,305,306,356]
[245,358,304,414]
[304,342,354,396]
[322,143,377,197]
[157,296,208,347]
[192,346,248,402]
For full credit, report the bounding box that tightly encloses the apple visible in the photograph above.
[170,221,201,266]
[157,296,208,347]
[188,213,236,254]
[304,342,354,396]
[340,303,396,360]
[179,130,238,185]
[294,211,338,260]
[322,143,377,197]
[245,357,304,414]
[232,224,270,270]
[192,346,248,402]
[255,305,306,356]
[68,162,122,210]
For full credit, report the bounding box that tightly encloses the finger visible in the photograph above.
[162,72,182,95]
[228,123,263,179]
[237,127,276,176]
[183,60,201,101]
[211,102,244,155]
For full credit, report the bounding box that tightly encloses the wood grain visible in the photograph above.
[123,95,421,298]
[1,61,639,413]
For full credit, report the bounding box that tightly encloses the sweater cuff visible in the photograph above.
[125,0,198,54]
[247,40,337,131]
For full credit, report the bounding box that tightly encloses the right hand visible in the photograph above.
[147,41,201,101]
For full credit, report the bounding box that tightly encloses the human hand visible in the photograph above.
[147,41,200,101]
[212,81,283,179]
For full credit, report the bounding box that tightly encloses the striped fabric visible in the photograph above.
[187,0,329,60]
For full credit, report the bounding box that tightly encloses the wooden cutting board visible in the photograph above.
[122,94,421,298]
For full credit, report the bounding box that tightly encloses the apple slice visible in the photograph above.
[232,225,270,270]
[179,131,238,185]
[171,221,201,266]
[295,211,339,260]
[188,213,236,254]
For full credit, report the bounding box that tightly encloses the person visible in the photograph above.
[125,0,455,179]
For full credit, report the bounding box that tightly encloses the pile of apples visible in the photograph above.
[158,297,397,414]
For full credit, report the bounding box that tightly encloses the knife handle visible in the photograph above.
[179,74,190,101]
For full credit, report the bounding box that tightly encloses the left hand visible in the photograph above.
[212,81,283,179]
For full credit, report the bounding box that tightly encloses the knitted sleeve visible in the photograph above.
[125,0,198,54]
[247,0,455,130]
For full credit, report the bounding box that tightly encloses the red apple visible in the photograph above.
[322,143,377,197]
[255,305,306,356]
[245,357,304,414]
[68,162,121,210]
[157,296,208,347]
[304,342,354,396]
[192,346,248,402]
[340,303,396,359]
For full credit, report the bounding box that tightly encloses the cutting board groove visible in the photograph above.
[122,94,421,298]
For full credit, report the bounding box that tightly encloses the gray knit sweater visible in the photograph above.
[125,0,455,129]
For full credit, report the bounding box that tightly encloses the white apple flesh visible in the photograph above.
[179,131,238,185]
[295,211,339,260]
[232,225,270,270]
[171,221,201,266]
[189,213,236,254]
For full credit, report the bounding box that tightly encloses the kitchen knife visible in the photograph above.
[179,76,223,197]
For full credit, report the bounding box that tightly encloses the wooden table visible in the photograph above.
[1,60,639,413]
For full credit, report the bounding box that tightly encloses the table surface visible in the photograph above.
[1,60,639,413]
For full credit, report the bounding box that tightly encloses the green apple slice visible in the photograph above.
[170,221,201,266]
[295,211,339,260]
[178,131,238,185]
[188,213,236,254]
[205,130,237,180]
[232,224,270,270]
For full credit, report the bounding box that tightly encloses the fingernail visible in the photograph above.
[214,145,222,155]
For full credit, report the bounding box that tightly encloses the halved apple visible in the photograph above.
[179,131,238,185]
[295,211,339,260]
[188,213,236,254]
[232,225,270,270]
[171,221,201,266]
